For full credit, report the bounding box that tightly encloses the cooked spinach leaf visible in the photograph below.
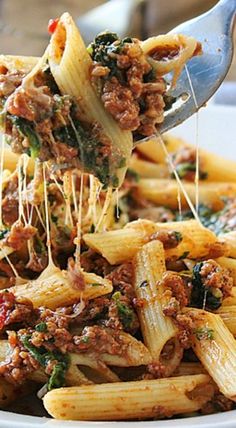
[190,262,222,310]
[11,116,41,158]
[21,334,69,391]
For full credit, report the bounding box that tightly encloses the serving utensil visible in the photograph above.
[156,0,236,136]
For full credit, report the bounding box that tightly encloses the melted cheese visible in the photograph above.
[158,132,201,224]
[95,186,113,232]
[42,162,56,271]
[184,64,200,214]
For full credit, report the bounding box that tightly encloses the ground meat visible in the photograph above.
[71,325,128,356]
[102,77,140,130]
[149,230,182,249]
[198,259,233,298]
[162,293,180,317]
[202,392,235,414]
[106,263,134,298]
[47,141,78,164]
[80,250,112,277]
[7,85,54,122]
[175,313,194,349]
[93,38,167,135]
[0,291,35,330]
[2,172,19,227]
[91,65,110,77]
[162,271,190,307]
[0,70,24,98]
[0,260,16,286]
[0,331,40,385]
[5,221,37,251]
[75,296,110,324]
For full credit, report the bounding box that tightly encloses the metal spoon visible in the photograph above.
[156,0,236,136]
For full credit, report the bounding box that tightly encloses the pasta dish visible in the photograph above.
[0,12,236,422]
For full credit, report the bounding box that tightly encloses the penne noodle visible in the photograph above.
[83,219,224,265]
[222,287,236,306]
[173,363,206,377]
[129,155,170,179]
[185,308,236,400]
[141,34,200,87]
[136,179,236,211]
[69,354,120,384]
[136,135,185,164]
[219,232,236,259]
[0,54,39,75]
[215,306,236,336]
[43,374,214,420]
[48,13,133,187]
[8,266,112,309]
[133,240,181,374]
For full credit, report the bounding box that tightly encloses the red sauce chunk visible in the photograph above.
[48,18,59,34]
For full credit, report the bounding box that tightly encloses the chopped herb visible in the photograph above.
[139,280,149,288]
[81,336,90,343]
[35,322,48,333]
[178,251,189,260]
[91,283,101,287]
[11,116,41,159]
[194,327,214,341]
[173,231,183,243]
[112,291,135,330]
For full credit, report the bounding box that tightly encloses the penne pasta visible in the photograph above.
[136,135,185,164]
[48,13,133,187]
[43,374,214,420]
[0,54,39,75]
[221,287,236,306]
[215,306,236,336]
[133,240,181,374]
[219,232,236,259]
[8,266,112,309]
[173,362,206,377]
[185,308,236,400]
[129,155,169,179]
[216,257,236,285]
[136,178,236,211]
[0,9,236,424]
[83,219,224,265]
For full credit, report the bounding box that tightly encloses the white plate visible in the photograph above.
[1,104,236,427]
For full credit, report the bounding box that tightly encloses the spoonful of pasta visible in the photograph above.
[136,0,236,140]
[0,0,235,190]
